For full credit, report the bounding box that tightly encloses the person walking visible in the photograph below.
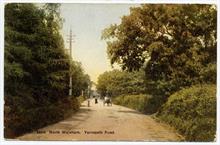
[95,96,98,104]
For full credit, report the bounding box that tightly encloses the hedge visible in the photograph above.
[113,94,163,114]
[4,96,80,138]
[157,84,216,141]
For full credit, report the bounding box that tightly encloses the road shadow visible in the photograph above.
[64,108,92,121]
[56,107,93,129]
[107,115,118,119]
[78,108,92,113]
[117,110,141,115]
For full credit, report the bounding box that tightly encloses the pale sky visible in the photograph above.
[60,4,139,83]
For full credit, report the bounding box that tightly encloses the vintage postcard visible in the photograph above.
[1,0,218,143]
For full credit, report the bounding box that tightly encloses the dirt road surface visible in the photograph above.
[17,99,183,141]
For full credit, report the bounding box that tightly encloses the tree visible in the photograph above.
[97,70,146,97]
[102,4,217,97]
[70,61,91,97]
[4,3,91,137]
[5,3,46,107]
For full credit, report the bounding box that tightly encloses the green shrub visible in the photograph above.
[114,94,149,113]
[4,96,80,138]
[157,84,216,141]
[113,94,165,114]
[143,95,166,114]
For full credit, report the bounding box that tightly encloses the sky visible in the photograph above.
[60,4,139,83]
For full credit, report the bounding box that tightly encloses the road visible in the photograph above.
[17,99,183,141]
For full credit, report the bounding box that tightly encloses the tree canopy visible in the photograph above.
[102,4,217,97]
[97,69,146,97]
[4,3,90,137]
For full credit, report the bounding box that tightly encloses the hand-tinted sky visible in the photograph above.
[60,3,139,83]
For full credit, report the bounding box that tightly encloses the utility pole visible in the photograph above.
[67,29,75,96]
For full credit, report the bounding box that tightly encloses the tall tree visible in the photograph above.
[4,3,91,137]
[97,70,146,97]
[102,4,217,97]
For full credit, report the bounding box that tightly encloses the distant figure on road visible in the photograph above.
[103,96,112,106]
[87,98,90,107]
[95,96,98,104]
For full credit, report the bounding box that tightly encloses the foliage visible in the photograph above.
[101,5,217,141]
[102,4,217,97]
[157,84,216,141]
[4,97,80,137]
[70,61,91,97]
[114,94,164,114]
[97,69,146,97]
[77,95,86,104]
[4,3,90,138]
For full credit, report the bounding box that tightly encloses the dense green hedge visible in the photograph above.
[113,94,162,114]
[113,94,147,112]
[157,84,216,141]
[4,97,80,138]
